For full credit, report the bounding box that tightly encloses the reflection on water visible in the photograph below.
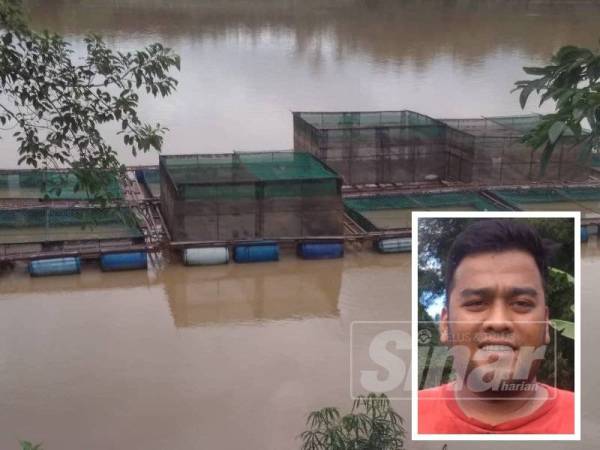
[0,261,155,294]
[24,0,600,60]
[1,246,600,448]
[1,1,598,167]
[0,251,410,450]
[162,255,342,326]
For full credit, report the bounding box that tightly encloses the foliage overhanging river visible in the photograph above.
[1,1,600,448]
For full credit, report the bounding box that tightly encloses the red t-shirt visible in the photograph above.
[419,383,574,434]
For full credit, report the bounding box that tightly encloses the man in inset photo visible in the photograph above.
[418,218,575,435]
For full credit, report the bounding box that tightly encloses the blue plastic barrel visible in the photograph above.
[134,169,145,183]
[184,247,229,266]
[581,226,589,243]
[100,251,147,271]
[376,237,411,253]
[297,241,344,259]
[233,241,279,263]
[29,257,81,277]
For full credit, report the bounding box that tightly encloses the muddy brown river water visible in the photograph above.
[2,1,600,449]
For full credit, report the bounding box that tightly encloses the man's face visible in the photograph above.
[440,250,550,391]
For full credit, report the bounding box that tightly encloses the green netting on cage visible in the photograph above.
[240,152,336,181]
[560,187,600,201]
[162,152,339,200]
[0,207,142,244]
[492,188,565,205]
[166,161,258,186]
[344,195,418,212]
[0,171,122,200]
[296,110,443,130]
[263,179,338,198]
[492,188,600,216]
[409,192,504,211]
[182,183,256,200]
[344,192,504,231]
[486,115,543,134]
[345,192,502,212]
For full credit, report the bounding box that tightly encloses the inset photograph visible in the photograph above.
[413,213,579,440]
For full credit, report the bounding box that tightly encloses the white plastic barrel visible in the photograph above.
[183,247,229,266]
[376,237,411,253]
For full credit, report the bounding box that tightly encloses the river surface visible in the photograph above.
[2,1,600,449]
[2,0,600,166]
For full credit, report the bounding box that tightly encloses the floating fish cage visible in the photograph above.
[490,187,600,220]
[439,115,589,184]
[293,111,589,186]
[293,110,472,185]
[344,191,505,232]
[0,207,145,261]
[0,169,122,200]
[160,151,344,242]
[0,207,143,245]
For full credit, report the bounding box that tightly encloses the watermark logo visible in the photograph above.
[350,321,557,400]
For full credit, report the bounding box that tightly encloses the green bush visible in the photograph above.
[300,393,405,450]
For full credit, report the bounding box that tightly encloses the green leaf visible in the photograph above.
[549,267,575,285]
[550,319,574,339]
[548,121,567,144]
[519,85,535,109]
[573,108,586,121]
[523,66,550,76]
[2,32,12,45]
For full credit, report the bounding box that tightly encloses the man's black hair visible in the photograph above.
[445,219,549,306]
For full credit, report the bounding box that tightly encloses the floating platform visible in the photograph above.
[2,164,600,271]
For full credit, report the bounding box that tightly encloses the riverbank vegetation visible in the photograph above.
[514,43,600,170]
[0,0,179,203]
[300,393,405,450]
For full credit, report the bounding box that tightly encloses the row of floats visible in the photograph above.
[182,237,411,266]
[183,241,344,265]
[26,237,412,277]
[28,252,148,277]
